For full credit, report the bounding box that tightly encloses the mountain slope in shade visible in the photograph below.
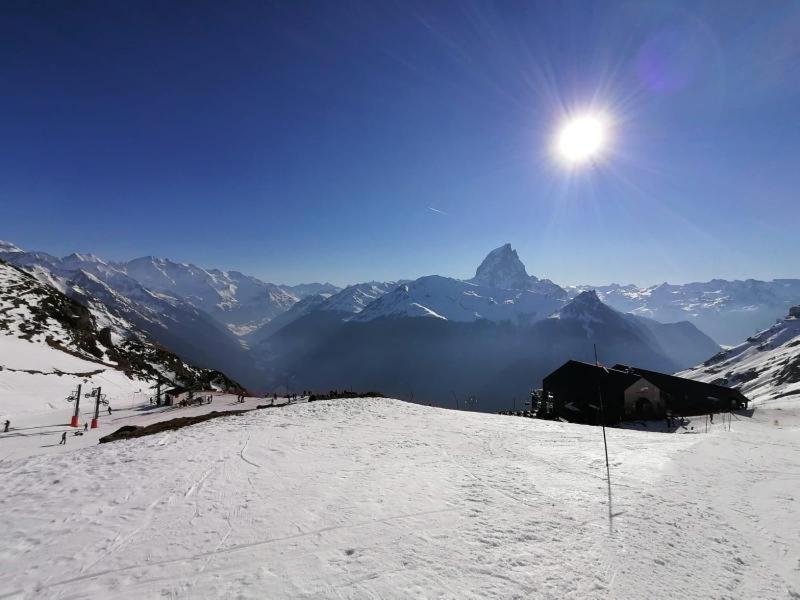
[541,291,679,372]
[547,290,719,371]
[246,293,330,344]
[679,306,800,404]
[259,290,711,410]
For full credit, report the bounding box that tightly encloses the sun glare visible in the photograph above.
[555,114,609,165]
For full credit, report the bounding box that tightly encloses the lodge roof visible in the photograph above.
[611,364,749,402]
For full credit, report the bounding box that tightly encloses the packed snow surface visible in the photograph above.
[1,398,798,599]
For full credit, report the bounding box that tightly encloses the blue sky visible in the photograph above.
[1,0,798,286]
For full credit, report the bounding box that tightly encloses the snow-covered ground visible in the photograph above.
[0,398,797,599]
[0,391,291,461]
[0,334,148,422]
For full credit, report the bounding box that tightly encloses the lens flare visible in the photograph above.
[555,114,609,165]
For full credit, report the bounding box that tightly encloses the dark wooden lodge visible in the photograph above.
[540,360,749,425]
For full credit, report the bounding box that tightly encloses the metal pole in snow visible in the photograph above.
[70,384,82,427]
[594,344,613,533]
[91,387,102,429]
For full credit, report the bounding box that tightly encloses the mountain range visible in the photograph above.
[2,239,797,408]
[568,279,800,345]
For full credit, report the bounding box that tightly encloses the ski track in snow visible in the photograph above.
[0,398,798,599]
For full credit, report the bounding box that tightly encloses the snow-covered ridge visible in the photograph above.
[351,275,562,324]
[680,306,800,404]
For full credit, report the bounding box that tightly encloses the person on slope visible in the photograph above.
[3,419,9,433]
[84,422,88,432]
[59,431,67,445]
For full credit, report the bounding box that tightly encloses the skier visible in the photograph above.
[59,431,67,445]
[107,405,112,416]
[84,422,88,432]
[710,413,714,424]
[3,419,9,433]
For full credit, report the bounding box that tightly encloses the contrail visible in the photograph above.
[427,207,448,215]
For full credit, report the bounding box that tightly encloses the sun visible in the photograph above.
[555,114,609,165]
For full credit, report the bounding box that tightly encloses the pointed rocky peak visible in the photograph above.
[471,244,531,290]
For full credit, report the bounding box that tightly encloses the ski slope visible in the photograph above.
[0,398,797,599]
[0,334,146,420]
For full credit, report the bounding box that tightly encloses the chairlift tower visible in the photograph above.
[86,386,107,429]
[66,383,82,427]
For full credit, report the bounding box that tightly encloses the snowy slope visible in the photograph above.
[680,306,800,404]
[352,275,562,324]
[0,398,797,599]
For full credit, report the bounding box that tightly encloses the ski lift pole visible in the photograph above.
[594,344,613,533]
[91,386,102,429]
[70,383,82,427]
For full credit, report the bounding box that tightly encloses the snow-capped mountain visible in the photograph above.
[0,260,241,417]
[569,279,800,345]
[117,256,299,336]
[470,243,566,297]
[0,244,261,386]
[248,281,400,344]
[282,282,340,299]
[680,305,800,404]
[321,281,400,314]
[352,275,562,324]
